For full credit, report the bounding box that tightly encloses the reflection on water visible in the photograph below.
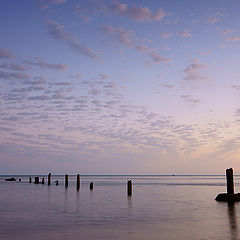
[0,175,239,240]
[228,202,238,240]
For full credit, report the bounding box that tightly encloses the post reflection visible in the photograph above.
[227,202,238,240]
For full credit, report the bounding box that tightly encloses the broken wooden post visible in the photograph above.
[48,173,51,185]
[77,174,80,190]
[127,180,132,196]
[90,182,93,190]
[226,168,234,194]
[65,174,68,187]
[29,177,32,183]
[215,168,240,201]
[42,177,44,184]
[34,177,39,184]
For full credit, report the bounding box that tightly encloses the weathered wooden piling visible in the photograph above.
[29,177,31,183]
[226,168,234,194]
[77,174,80,190]
[42,177,44,184]
[90,182,93,190]
[34,177,39,184]
[215,168,240,202]
[48,173,51,185]
[127,180,132,196]
[65,174,68,187]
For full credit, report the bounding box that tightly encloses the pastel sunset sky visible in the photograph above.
[1,0,240,174]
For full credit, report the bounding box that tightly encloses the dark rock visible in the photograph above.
[215,193,240,202]
[5,177,16,181]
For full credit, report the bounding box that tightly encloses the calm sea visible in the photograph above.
[0,175,239,240]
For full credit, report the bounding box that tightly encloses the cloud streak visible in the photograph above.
[46,20,98,59]
[25,61,68,70]
[184,59,207,81]
[0,47,13,59]
[107,1,166,22]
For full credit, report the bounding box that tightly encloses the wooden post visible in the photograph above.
[55,180,59,185]
[127,180,132,196]
[65,174,68,187]
[77,174,80,190]
[90,182,93,190]
[226,168,234,194]
[42,177,44,184]
[29,177,31,183]
[48,173,51,185]
[34,177,39,184]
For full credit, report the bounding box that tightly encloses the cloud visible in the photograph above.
[0,47,13,59]
[0,70,31,80]
[184,59,207,81]
[205,17,219,24]
[25,61,67,70]
[149,52,170,64]
[226,36,240,42]
[161,83,174,88]
[198,50,212,56]
[47,0,67,3]
[221,29,231,35]
[181,95,200,104]
[28,95,51,101]
[100,24,133,45]
[46,20,98,59]
[100,24,170,64]
[108,1,166,21]
[38,0,67,8]
[99,74,108,80]
[178,30,192,38]
[48,81,73,86]
[0,63,28,71]
[23,76,46,85]
[69,73,82,79]
[161,32,172,39]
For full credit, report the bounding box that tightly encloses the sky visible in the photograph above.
[1,0,240,174]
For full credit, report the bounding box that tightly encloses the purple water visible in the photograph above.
[0,175,239,240]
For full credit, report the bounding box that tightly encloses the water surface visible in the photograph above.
[0,175,239,240]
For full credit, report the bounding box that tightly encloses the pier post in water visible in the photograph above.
[226,168,234,194]
[65,174,68,187]
[42,177,45,184]
[90,182,93,190]
[34,177,39,184]
[77,174,80,190]
[127,180,132,196]
[29,177,31,183]
[48,173,51,185]
[215,168,240,201]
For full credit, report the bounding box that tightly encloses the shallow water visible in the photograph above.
[0,175,240,240]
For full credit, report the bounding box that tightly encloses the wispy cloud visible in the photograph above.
[184,59,207,81]
[161,32,172,39]
[226,36,240,42]
[0,70,31,80]
[107,1,167,22]
[0,63,28,71]
[178,30,192,38]
[46,20,98,59]
[221,29,231,35]
[25,60,68,70]
[0,47,13,59]
[100,24,170,64]
[181,95,200,104]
